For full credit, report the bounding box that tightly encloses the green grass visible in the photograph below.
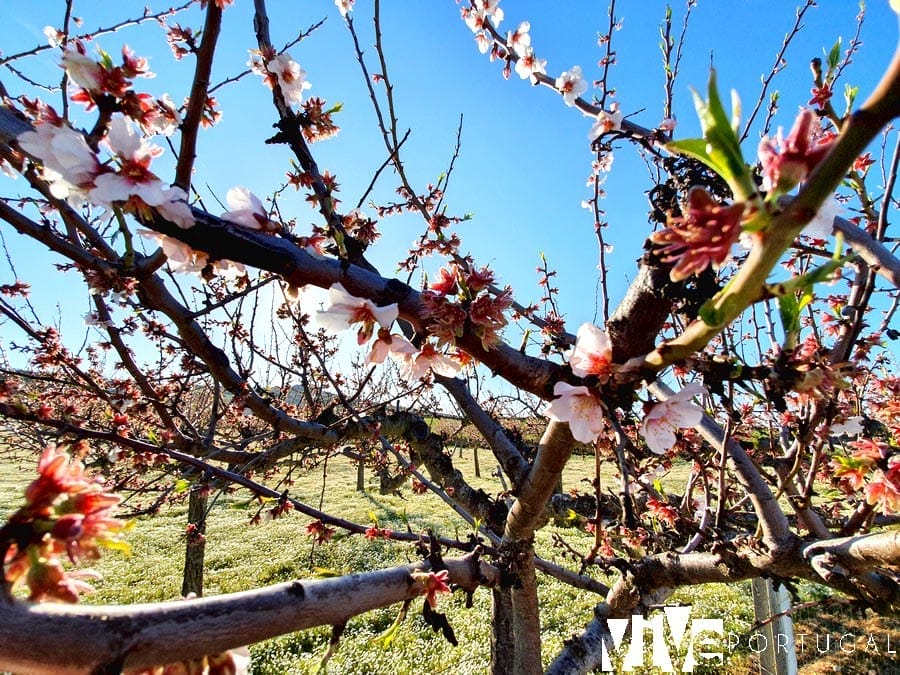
[2,446,891,674]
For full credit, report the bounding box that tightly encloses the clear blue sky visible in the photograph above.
[0,1,897,361]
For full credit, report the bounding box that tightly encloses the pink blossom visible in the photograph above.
[545,381,606,444]
[555,65,587,107]
[650,187,745,282]
[462,7,488,34]
[478,0,504,23]
[854,152,875,174]
[469,32,489,54]
[429,265,460,296]
[368,328,417,365]
[758,108,834,194]
[266,53,312,105]
[463,0,503,32]
[144,93,182,137]
[589,104,623,140]
[397,342,461,381]
[316,282,398,344]
[304,520,335,545]
[89,116,169,209]
[808,85,832,109]
[641,382,707,455]
[658,117,677,133]
[138,230,208,275]
[44,26,64,48]
[864,463,900,514]
[156,186,195,229]
[514,47,547,82]
[139,229,239,277]
[335,0,354,16]
[222,186,273,231]
[412,569,451,609]
[17,122,99,205]
[61,49,104,92]
[507,21,531,57]
[567,323,613,382]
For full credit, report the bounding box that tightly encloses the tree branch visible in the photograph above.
[0,554,498,675]
[174,1,223,190]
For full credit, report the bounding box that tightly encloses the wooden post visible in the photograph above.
[750,578,798,674]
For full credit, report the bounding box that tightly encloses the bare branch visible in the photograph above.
[0,553,499,675]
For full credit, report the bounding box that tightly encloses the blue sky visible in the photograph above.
[0,1,898,362]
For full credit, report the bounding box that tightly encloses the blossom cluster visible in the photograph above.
[831,438,900,514]
[420,263,512,352]
[545,323,706,453]
[15,42,322,282]
[411,569,451,609]
[461,0,547,83]
[248,48,312,107]
[758,108,835,196]
[315,282,464,382]
[647,106,843,283]
[60,40,181,138]
[17,41,197,240]
[2,443,129,603]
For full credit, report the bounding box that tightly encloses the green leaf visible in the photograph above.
[777,294,801,336]
[370,608,406,648]
[665,138,718,172]
[827,38,842,71]
[698,300,725,327]
[843,83,858,114]
[692,71,748,188]
[174,479,191,493]
[670,71,751,197]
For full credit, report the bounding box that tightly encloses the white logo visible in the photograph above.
[601,606,724,672]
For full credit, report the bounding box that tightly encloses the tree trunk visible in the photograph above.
[511,543,542,675]
[181,486,208,598]
[473,446,481,478]
[356,457,365,491]
[490,587,516,675]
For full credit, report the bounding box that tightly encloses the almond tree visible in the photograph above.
[1,1,899,673]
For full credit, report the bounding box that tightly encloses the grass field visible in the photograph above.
[1,444,896,674]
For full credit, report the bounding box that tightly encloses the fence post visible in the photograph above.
[751,578,798,674]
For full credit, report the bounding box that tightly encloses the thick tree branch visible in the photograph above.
[503,420,575,541]
[834,214,900,289]
[804,531,900,577]
[0,554,498,675]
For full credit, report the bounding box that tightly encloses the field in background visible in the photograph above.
[1,442,895,674]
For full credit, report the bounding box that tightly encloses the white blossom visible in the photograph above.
[545,381,606,444]
[222,186,270,230]
[555,65,587,107]
[266,53,312,105]
[641,382,707,455]
[316,282,398,344]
